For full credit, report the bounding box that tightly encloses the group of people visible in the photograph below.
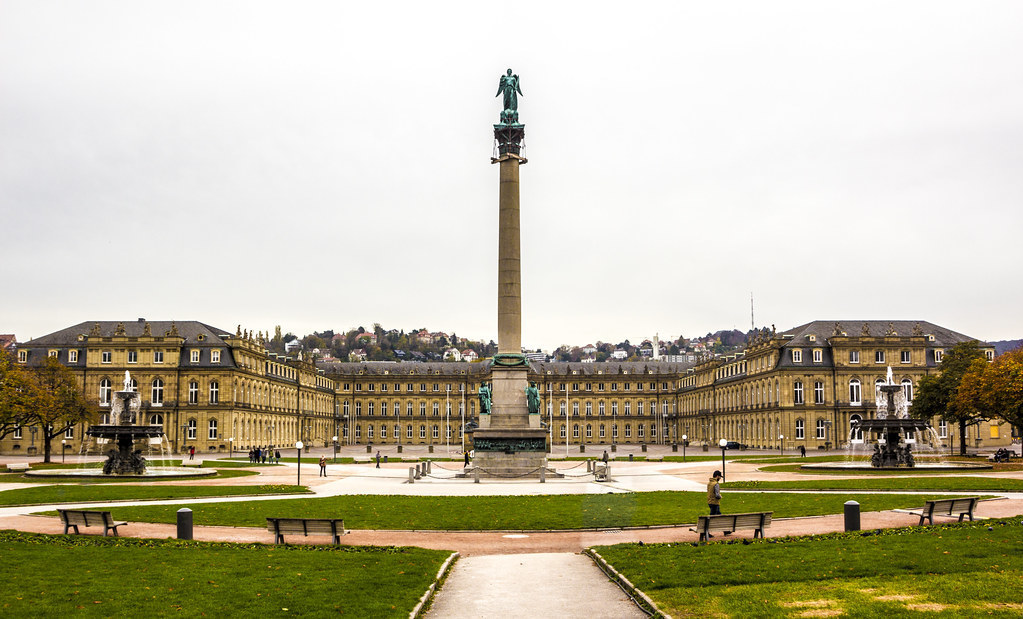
[248,447,280,464]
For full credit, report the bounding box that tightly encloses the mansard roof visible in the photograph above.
[23,320,232,346]
[777,320,982,348]
[531,361,694,376]
[316,361,488,377]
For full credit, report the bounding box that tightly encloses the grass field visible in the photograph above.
[594,518,1023,617]
[97,491,953,531]
[725,477,1023,492]
[0,530,450,617]
[0,483,305,507]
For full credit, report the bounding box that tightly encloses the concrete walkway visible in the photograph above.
[426,553,644,619]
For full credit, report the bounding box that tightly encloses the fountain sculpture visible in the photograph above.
[851,367,930,468]
[86,371,166,474]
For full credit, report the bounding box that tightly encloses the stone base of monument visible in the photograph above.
[471,428,553,479]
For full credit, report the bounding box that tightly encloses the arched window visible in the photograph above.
[599,424,606,439]
[151,379,164,406]
[209,381,219,404]
[187,419,197,440]
[850,414,863,442]
[406,424,413,439]
[901,379,913,402]
[849,379,862,405]
[598,401,605,416]
[585,423,593,438]
[208,419,218,439]
[99,379,111,406]
[129,378,138,392]
[150,413,163,426]
[432,424,439,439]
[419,425,426,439]
[573,424,580,438]
[560,425,567,438]
[188,381,199,404]
[795,418,805,439]
[793,381,804,405]
[367,425,374,439]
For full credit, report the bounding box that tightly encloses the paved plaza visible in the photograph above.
[2,445,1022,617]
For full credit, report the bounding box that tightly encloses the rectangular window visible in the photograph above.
[795,419,805,439]
[368,402,375,416]
[17,350,27,363]
[187,420,197,440]
[208,419,218,440]
[211,350,221,363]
[812,349,822,363]
[432,403,439,416]
[849,381,862,405]
[188,383,198,404]
[624,425,631,438]
[985,350,994,362]
[13,425,21,439]
[367,425,374,439]
[102,351,112,364]
[938,419,947,438]
[875,350,885,364]
[585,402,592,416]
[433,383,439,392]
[209,382,219,404]
[816,419,826,440]
[849,351,859,364]
[48,350,58,358]
[65,426,74,439]
[935,350,943,363]
[127,351,137,363]
[814,381,825,405]
[419,426,426,439]
[190,350,200,363]
[420,402,427,416]
[624,401,631,415]
[154,350,164,363]
[792,349,802,363]
[638,424,645,438]
[793,382,804,405]
[68,350,78,362]
[572,402,579,416]
[900,350,910,364]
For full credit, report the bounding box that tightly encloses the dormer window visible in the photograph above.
[211,350,221,363]
[190,349,200,363]
[792,349,802,363]
[18,350,27,363]
[812,349,822,363]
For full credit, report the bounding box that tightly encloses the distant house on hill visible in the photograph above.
[443,348,461,361]
[349,348,367,362]
[415,330,433,345]
[284,339,302,353]
[611,349,628,360]
[0,334,15,352]
[581,344,597,355]
[356,332,377,346]
[461,349,478,362]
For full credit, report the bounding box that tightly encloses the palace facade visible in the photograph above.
[3,319,1011,456]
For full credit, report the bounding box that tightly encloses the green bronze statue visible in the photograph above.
[478,382,493,415]
[495,68,523,125]
[525,382,540,414]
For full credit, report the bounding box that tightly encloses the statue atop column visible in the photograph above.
[495,69,523,125]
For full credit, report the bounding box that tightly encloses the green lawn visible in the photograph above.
[725,477,1023,492]
[594,518,1023,617]
[0,531,450,617]
[99,492,953,531]
[0,483,305,507]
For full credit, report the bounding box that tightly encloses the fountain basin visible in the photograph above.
[24,467,217,479]
[801,461,992,472]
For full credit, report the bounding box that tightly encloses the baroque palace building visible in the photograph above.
[3,319,1011,456]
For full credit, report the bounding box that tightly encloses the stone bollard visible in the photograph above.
[540,468,546,483]
[844,500,860,531]
[415,464,422,479]
[408,467,415,483]
[366,444,372,453]
[474,467,480,483]
[629,453,634,462]
[428,445,434,453]
[641,444,647,452]
[383,455,388,463]
[177,508,193,540]
[426,460,432,474]
[397,445,403,453]
[672,443,678,452]
[580,445,586,453]
[586,459,593,472]
[611,444,617,452]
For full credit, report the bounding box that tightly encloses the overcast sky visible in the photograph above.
[2,1,1021,351]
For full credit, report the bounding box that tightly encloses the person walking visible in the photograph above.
[375,451,381,468]
[318,455,327,477]
[189,446,195,461]
[706,469,727,537]
[707,470,723,515]
[799,445,806,458]
[463,450,470,467]
[274,449,281,464]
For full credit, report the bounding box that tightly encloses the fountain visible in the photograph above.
[801,367,990,472]
[87,371,165,474]
[26,371,215,478]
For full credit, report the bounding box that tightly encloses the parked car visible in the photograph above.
[724,441,747,450]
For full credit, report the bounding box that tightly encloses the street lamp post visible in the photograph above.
[779,434,784,456]
[332,435,338,463]
[446,385,450,456]
[61,439,66,464]
[181,424,187,454]
[295,440,304,486]
[681,434,688,462]
[719,438,728,481]
[229,437,234,459]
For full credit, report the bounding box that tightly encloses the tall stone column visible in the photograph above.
[497,154,523,355]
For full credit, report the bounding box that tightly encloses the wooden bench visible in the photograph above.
[266,518,346,545]
[908,497,980,526]
[6,463,29,472]
[691,512,772,544]
[57,509,128,537]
